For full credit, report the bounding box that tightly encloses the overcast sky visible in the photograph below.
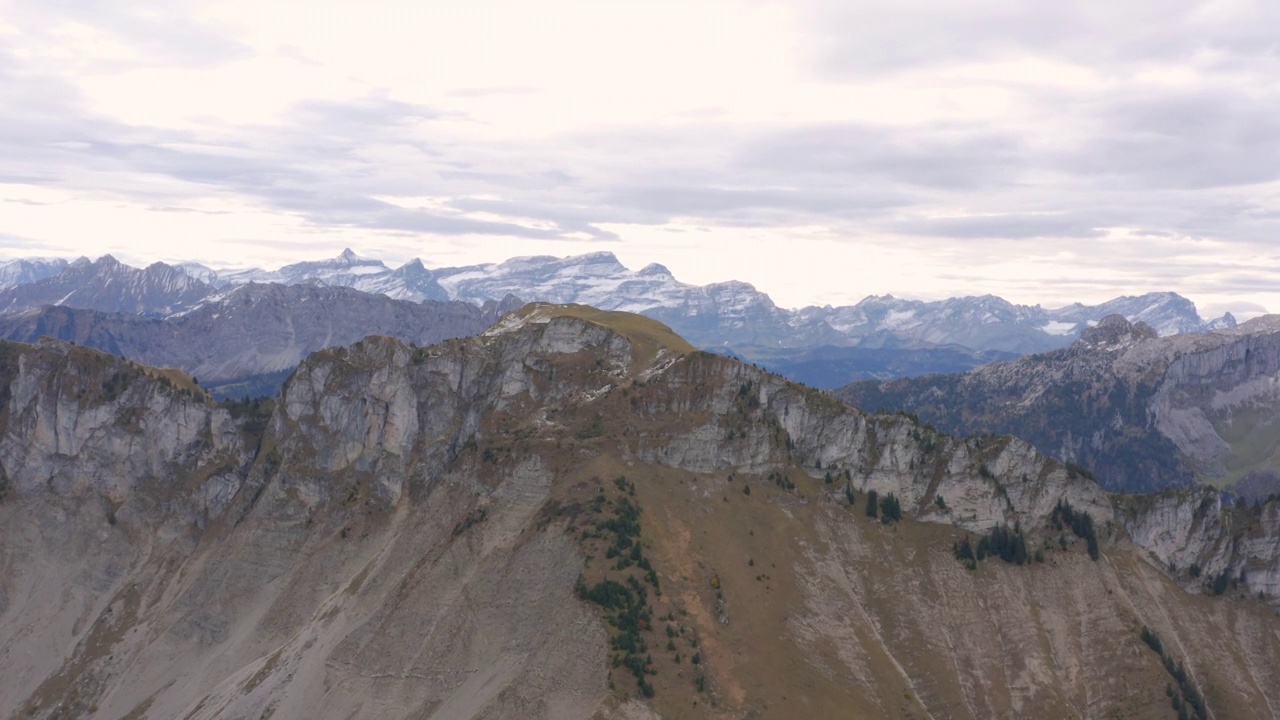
[1,1,1278,317]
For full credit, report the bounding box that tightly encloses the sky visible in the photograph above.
[1,1,1278,319]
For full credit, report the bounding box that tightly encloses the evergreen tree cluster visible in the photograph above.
[575,475,661,697]
[767,470,795,491]
[578,574,656,697]
[864,490,902,523]
[1139,626,1208,720]
[1051,499,1100,560]
[953,522,1041,569]
[879,492,902,523]
[1210,568,1231,596]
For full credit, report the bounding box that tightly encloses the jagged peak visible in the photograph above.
[638,262,672,277]
[1208,312,1237,329]
[1077,314,1158,347]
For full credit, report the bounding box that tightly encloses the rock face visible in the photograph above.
[2,308,1280,720]
[1118,489,1280,602]
[0,284,519,398]
[838,314,1280,494]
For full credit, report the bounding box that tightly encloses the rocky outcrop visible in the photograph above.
[0,339,246,521]
[838,314,1280,495]
[1120,488,1280,601]
[626,351,1113,531]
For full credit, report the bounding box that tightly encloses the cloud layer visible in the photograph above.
[0,0,1277,314]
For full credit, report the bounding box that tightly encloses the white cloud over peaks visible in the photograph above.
[0,0,1277,318]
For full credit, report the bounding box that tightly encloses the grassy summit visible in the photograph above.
[497,302,697,363]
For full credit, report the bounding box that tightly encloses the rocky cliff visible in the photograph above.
[838,314,1280,496]
[2,308,1280,720]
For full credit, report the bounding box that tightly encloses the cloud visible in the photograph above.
[800,1,1280,76]
[1057,86,1280,190]
[738,123,1024,190]
[894,213,1106,240]
[600,184,910,225]
[2,0,1279,311]
[445,85,540,98]
[7,0,251,70]
[0,232,61,254]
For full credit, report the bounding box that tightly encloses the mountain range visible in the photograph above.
[0,283,519,400]
[0,252,1236,382]
[0,255,212,317]
[837,314,1280,496]
[1,305,1278,719]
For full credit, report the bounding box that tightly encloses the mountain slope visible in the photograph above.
[836,314,1280,495]
[2,309,1280,719]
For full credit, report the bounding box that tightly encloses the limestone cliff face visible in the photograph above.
[0,339,246,522]
[631,352,1114,531]
[1147,325,1280,479]
[839,314,1280,495]
[1120,488,1280,601]
[4,309,1280,720]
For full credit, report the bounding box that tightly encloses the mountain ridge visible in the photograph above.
[0,283,520,399]
[0,251,1235,358]
[836,314,1280,496]
[1,308,1279,718]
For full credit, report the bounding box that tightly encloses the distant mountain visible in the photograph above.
[836,314,1280,495]
[0,250,1236,387]
[348,257,450,302]
[175,249,1235,355]
[0,255,212,317]
[0,283,519,399]
[0,257,70,289]
[792,292,1238,354]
